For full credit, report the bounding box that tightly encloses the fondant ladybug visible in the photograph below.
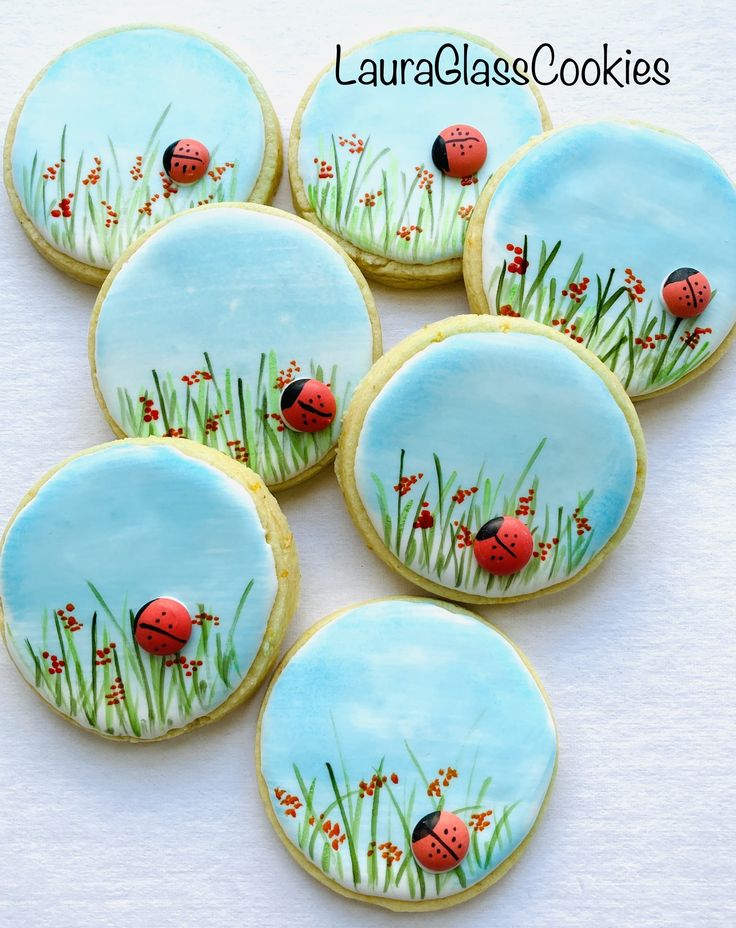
[473,515,534,576]
[133,597,192,656]
[431,125,487,178]
[162,139,210,185]
[661,267,712,318]
[411,810,469,873]
[280,378,336,433]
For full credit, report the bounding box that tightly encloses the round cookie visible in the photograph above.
[90,203,380,492]
[5,25,281,286]
[290,28,550,288]
[464,121,736,399]
[336,315,646,604]
[0,438,298,741]
[257,597,557,911]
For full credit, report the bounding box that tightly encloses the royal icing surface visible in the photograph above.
[352,330,639,599]
[93,206,376,486]
[259,599,557,903]
[476,122,736,396]
[11,27,268,270]
[0,442,279,739]
[296,30,545,266]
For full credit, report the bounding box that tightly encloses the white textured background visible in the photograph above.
[1,2,734,926]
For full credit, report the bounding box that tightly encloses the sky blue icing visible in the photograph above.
[353,331,639,597]
[94,206,375,485]
[259,598,557,902]
[297,30,545,264]
[11,27,267,268]
[479,122,736,396]
[0,442,278,738]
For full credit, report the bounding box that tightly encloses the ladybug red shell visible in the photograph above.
[411,810,469,872]
[431,125,488,178]
[661,267,712,318]
[133,597,192,656]
[473,516,534,576]
[162,139,210,185]
[280,378,336,433]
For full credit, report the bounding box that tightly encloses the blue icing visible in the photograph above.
[353,331,638,597]
[259,599,557,901]
[0,442,278,738]
[479,122,736,396]
[94,206,376,486]
[12,27,267,269]
[297,30,545,264]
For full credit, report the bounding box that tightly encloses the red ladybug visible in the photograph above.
[661,267,712,318]
[280,378,336,433]
[162,139,210,185]
[133,597,192,656]
[473,516,534,576]
[411,811,469,873]
[431,124,487,178]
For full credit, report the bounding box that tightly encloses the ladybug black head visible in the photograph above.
[162,141,179,176]
[412,810,441,843]
[475,516,505,542]
[280,378,309,412]
[132,599,156,632]
[431,136,449,174]
[664,267,699,286]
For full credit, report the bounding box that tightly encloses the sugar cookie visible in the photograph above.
[336,315,646,604]
[5,25,281,285]
[90,204,380,491]
[290,28,550,288]
[257,597,557,910]
[464,121,736,398]
[0,438,298,741]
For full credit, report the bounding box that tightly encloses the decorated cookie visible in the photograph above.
[257,597,557,910]
[90,204,380,491]
[464,121,736,398]
[0,439,298,741]
[289,28,550,288]
[5,25,281,286]
[336,315,646,604]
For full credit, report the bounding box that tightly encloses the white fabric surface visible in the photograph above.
[0,1,734,925]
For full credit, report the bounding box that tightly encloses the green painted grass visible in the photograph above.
[486,237,714,395]
[306,135,480,264]
[20,106,240,268]
[370,442,596,595]
[115,351,348,486]
[273,738,518,900]
[7,580,254,738]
